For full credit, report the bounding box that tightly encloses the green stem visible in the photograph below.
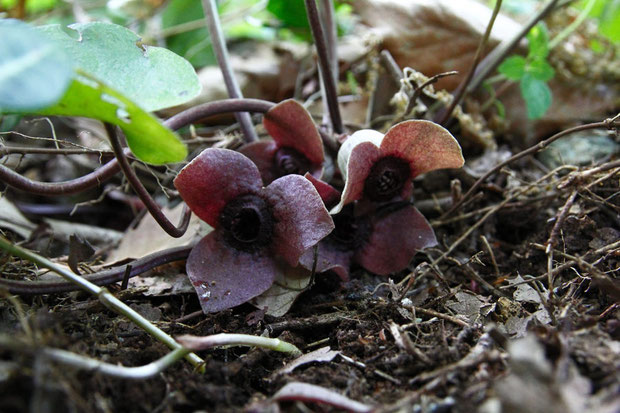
[177,333,302,356]
[42,347,191,379]
[548,0,595,49]
[0,235,205,371]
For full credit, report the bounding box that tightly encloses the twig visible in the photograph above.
[437,0,503,125]
[441,119,617,219]
[508,240,620,287]
[0,146,112,156]
[400,304,470,328]
[0,236,204,370]
[105,123,191,238]
[304,0,343,134]
[201,0,258,143]
[480,235,500,278]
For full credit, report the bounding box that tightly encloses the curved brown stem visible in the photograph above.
[0,98,276,196]
[0,245,192,295]
[0,154,122,195]
[105,123,191,238]
[164,98,275,130]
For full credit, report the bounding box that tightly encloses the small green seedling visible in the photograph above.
[498,23,555,120]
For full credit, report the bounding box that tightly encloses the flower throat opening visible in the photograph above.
[363,156,411,202]
[219,194,274,252]
[274,147,311,177]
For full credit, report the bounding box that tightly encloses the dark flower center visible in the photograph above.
[363,156,411,202]
[219,194,274,252]
[274,147,311,177]
[326,207,371,252]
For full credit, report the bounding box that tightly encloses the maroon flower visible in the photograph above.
[331,120,464,214]
[300,177,437,279]
[239,99,325,184]
[174,148,334,313]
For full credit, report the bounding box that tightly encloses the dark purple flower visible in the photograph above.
[331,120,465,213]
[239,99,325,184]
[300,199,437,280]
[174,148,334,313]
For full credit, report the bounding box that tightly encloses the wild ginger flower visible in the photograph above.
[331,120,464,214]
[300,175,436,279]
[174,148,334,313]
[239,99,325,184]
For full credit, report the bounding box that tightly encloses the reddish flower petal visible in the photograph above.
[239,140,279,185]
[299,242,352,281]
[264,175,334,267]
[304,173,341,210]
[357,205,437,275]
[331,135,382,214]
[174,149,262,227]
[380,120,464,177]
[263,99,324,164]
[187,232,277,313]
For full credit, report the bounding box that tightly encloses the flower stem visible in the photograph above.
[304,0,343,134]
[201,0,258,143]
[165,98,275,130]
[105,123,191,238]
[0,235,205,370]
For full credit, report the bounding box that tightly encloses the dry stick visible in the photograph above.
[441,119,617,219]
[466,0,560,94]
[545,190,578,300]
[201,0,257,143]
[0,146,113,156]
[0,245,192,295]
[480,235,500,278]
[104,123,191,238]
[0,235,205,369]
[401,304,470,328]
[304,0,343,134]
[437,0,503,125]
[429,166,569,279]
[509,239,620,288]
[404,71,458,118]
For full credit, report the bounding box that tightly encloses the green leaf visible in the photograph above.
[527,58,555,82]
[498,55,527,80]
[40,75,187,165]
[267,0,310,29]
[38,22,201,112]
[527,23,550,59]
[0,19,72,112]
[520,74,552,120]
[161,0,216,68]
[599,0,620,42]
